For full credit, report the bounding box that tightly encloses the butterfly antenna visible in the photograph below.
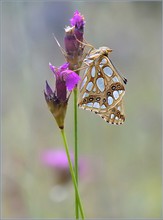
[74,34,94,51]
[73,64,88,73]
[52,33,66,56]
[110,59,127,84]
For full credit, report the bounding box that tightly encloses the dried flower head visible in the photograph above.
[64,10,85,70]
[44,63,80,129]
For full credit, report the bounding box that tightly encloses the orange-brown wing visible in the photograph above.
[78,54,125,114]
[98,100,125,125]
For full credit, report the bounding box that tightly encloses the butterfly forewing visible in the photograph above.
[78,47,126,125]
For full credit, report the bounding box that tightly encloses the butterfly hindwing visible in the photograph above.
[98,100,125,125]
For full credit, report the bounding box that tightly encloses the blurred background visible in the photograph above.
[1,1,162,219]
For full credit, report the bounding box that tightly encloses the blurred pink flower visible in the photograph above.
[40,149,95,185]
[41,149,74,169]
[41,149,74,184]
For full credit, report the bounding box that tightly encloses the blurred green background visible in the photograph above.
[2,1,162,219]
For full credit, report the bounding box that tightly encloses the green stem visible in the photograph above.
[73,87,79,218]
[60,129,85,219]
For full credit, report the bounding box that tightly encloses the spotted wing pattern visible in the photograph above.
[78,47,126,125]
[98,100,125,125]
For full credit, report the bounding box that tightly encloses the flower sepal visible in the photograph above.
[44,90,68,130]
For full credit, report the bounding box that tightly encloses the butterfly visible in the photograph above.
[78,46,127,125]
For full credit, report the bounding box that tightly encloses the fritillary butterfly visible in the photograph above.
[78,46,127,125]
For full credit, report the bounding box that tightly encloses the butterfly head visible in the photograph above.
[98,47,112,56]
[85,46,113,61]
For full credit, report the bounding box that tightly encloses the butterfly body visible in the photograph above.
[78,46,127,125]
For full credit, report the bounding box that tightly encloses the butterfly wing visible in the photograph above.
[78,53,125,114]
[98,100,125,125]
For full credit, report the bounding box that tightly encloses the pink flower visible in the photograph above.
[47,62,80,101]
[41,149,74,184]
[44,63,80,129]
[70,10,85,30]
[41,149,94,184]
[41,149,74,169]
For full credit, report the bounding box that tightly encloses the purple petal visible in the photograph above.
[56,79,67,102]
[63,70,81,91]
[70,10,85,29]
[59,62,69,72]
[45,80,53,96]
[49,62,57,74]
